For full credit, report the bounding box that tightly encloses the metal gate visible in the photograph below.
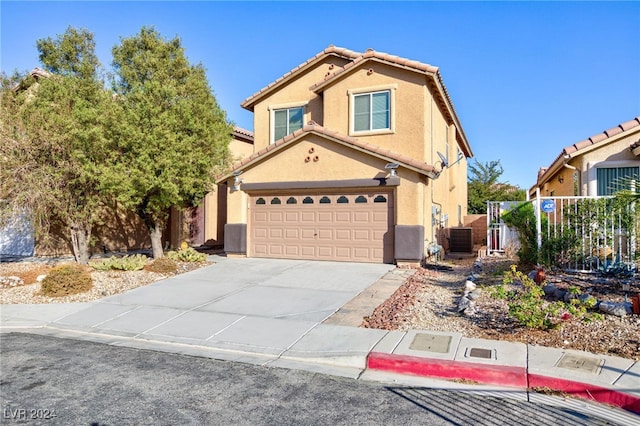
[487,196,638,273]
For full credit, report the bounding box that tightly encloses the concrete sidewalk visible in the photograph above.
[1,256,639,420]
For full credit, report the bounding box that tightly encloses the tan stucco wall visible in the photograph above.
[230,138,254,161]
[322,63,428,160]
[251,57,352,150]
[225,134,425,226]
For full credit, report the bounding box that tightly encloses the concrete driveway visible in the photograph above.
[2,256,395,372]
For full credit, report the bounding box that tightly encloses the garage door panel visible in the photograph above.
[301,212,315,222]
[353,229,370,240]
[317,246,333,258]
[269,228,283,239]
[251,191,393,263]
[317,229,332,240]
[284,212,299,222]
[334,247,351,260]
[285,246,299,256]
[254,244,268,256]
[335,212,350,222]
[285,229,299,239]
[254,228,268,239]
[268,245,283,256]
[301,229,316,239]
[317,212,333,222]
[269,212,283,222]
[301,246,316,257]
[335,229,350,240]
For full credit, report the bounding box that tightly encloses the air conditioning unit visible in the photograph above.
[449,227,473,253]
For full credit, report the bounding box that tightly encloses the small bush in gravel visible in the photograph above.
[90,254,148,271]
[147,257,178,274]
[40,264,93,297]
[167,247,207,263]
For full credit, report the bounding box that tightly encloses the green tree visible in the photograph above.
[467,160,526,214]
[109,27,232,258]
[0,27,111,264]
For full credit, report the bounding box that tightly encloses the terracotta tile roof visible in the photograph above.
[309,48,439,92]
[240,45,361,111]
[232,126,254,143]
[218,121,438,183]
[533,116,640,189]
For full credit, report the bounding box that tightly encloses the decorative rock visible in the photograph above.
[527,270,537,281]
[457,296,472,312]
[542,284,557,296]
[467,273,479,282]
[36,274,47,282]
[467,289,482,300]
[578,293,597,308]
[599,301,632,317]
[462,306,477,316]
[554,288,567,300]
[0,276,24,289]
[464,280,477,292]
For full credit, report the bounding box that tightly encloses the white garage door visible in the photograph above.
[250,191,394,263]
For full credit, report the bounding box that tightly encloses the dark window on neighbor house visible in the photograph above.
[256,198,266,205]
[596,166,639,195]
[271,197,281,205]
[286,197,297,204]
[274,107,303,141]
[337,196,349,204]
[303,196,314,204]
[374,195,387,203]
[319,196,331,204]
[355,195,367,203]
[354,91,390,132]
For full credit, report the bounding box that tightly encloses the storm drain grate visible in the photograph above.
[556,354,603,374]
[466,347,494,359]
[409,333,452,354]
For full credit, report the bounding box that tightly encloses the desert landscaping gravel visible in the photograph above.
[363,257,640,361]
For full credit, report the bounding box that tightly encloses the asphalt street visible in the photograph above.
[0,333,620,426]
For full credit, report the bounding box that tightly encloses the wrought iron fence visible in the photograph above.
[488,196,638,274]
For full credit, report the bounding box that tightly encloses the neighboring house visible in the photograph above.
[217,46,473,264]
[530,117,640,198]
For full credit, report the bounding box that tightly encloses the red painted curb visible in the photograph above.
[528,374,640,415]
[366,352,640,415]
[367,352,527,388]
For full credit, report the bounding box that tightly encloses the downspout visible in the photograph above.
[430,97,442,252]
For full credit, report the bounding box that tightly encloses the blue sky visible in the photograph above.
[2,1,639,189]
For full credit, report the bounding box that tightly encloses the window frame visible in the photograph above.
[348,85,396,136]
[269,101,308,144]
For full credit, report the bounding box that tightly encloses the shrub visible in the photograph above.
[167,247,207,263]
[147,257,178,274]
[498,265,602,329]
[90,254,148,271]
[40,264,93,297]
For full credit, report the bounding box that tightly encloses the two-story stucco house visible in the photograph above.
[218,46,473,264]
[530,117,640,198]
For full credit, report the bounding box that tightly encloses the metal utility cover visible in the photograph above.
[556,354,603,374]
[466,347,494,359]
[409,333,452,354]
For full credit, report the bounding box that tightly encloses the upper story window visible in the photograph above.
[273,107,303,141]
[354,91,390,132]
[348,85,396,136]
